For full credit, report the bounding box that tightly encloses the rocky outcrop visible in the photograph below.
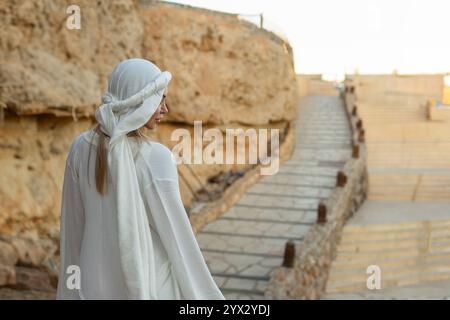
[0,233,58,287]
[0,1,298,241]
[0,1,298,123]
[0,116,93,237]
[140,3,298,125]
[0,0,144,117]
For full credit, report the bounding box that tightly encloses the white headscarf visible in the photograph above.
[95,58,172,299]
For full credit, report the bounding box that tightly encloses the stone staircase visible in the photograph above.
[349,79,450,202]
[358,103,427,125]
[197,95,352,299]
[326,218,450,294]
[324,76,450,300]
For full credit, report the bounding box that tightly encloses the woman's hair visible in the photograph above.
[87,124,150,196]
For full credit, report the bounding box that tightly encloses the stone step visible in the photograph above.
[335,246,450,264]
[236,194,320,212]
[289,154,351,163]
[221,206,317,224]
[282,160,321,166]
[341,232,450,244]
[326,267,450,294]
[246,183,332,198]
[368,157,450,164]
[219,215,315,226]
[322,279,450,300]
[368,161,450,168]
[291,150,351,159]
[362,115,425,119]
[368,192,450,202]
[295,135,350,140]
[342,220,450,234]
[331,250,450,271]
[295,138,351,144]
[197,232,291,256]
[337,238,450,254]
[328,260,450,284]
[201,219,310,240]
[358,112,428,118]
[204,250,282,277]
[360,113,424,118]
[259,174,336,187]
[213,275,268,297]
[277,166,343,176]
[221,288,267,300]
[340,228,450,244]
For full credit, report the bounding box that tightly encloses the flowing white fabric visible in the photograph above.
[94,60,171,299]
[56,132,225,299]
[57,59,224,300]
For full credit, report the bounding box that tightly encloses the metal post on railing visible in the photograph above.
[356,119,363,130]
[317,202,327,224]
[358,129,365,143]
[336,171,347,187]
[282,240,295,268]
[352,144,360,159]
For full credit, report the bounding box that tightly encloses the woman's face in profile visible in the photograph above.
[144,88,169,130]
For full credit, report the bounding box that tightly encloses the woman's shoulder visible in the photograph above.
[140,140,175,161]
[64,131,90,178]
[67,131,89,156]
[137,140,178,179]
[79,128,98,146]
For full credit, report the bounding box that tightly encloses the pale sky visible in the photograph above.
[165,0,450,76]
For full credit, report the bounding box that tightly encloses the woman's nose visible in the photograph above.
[161,103,168,114]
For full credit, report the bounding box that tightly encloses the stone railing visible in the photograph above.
[265,84,368,299]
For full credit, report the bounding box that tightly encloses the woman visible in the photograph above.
[57,58,225,300]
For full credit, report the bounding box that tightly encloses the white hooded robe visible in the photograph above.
[56,129,225,300]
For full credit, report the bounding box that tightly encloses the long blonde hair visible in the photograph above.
[87,123,150,196]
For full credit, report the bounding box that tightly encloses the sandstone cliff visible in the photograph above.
[0,1,298,123]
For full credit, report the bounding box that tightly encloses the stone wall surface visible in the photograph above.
[140,3,298,125]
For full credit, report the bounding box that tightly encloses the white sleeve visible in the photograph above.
[56,140,85,300]
[140,144,225,300]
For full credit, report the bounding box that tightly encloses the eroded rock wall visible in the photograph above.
[140,3,298,124]
[0,1,298,239]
